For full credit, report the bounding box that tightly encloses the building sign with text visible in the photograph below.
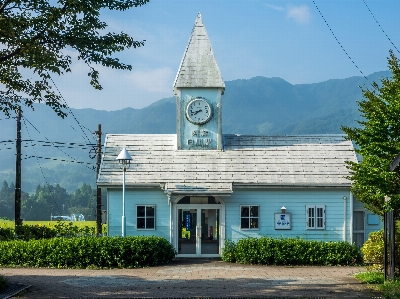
[274,213,291,230]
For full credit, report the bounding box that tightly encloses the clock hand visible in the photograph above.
[194,109,202,115]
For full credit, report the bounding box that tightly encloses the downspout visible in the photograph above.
[343,195,347,242]
[350,192,353,244]
[169,194,172,244]
[161,182,172,244]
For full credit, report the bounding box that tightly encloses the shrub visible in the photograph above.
[0,221,99,241]
[222,237,362,266]
[0,227,14,241]
[361,229,400,272]
[221,239,236,263]
[15,223,57,240]
[0,236,176,268]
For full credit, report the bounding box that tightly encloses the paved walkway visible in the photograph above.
[1,259,374,298]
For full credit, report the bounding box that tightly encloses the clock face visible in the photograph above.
[186,98,212,124]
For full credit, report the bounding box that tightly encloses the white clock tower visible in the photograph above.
[173,13,225,150]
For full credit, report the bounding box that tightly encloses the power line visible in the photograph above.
[23,116,96,171]
[0,140,101,153]
[312,1,372,87]
[22,116,63,216]
[362,0,400,55]
[0,139,98,146]
[21,154,96,169]
[47,74,93,143]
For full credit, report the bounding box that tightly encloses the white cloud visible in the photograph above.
[286,5,311,24]
[265,3,284,11]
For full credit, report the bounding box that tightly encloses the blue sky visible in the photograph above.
[54,0,400,111]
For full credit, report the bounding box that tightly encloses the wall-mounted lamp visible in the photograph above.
[281,206,286,214]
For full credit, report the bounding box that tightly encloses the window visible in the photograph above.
[240,205,259,229]
[306,205,325,229]
[136,205,155,229]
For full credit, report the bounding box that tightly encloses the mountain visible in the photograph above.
[0,70,391,192]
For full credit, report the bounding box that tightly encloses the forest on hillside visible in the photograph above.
[0,181,101,221]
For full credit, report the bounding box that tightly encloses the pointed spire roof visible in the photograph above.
[173,13,225,94]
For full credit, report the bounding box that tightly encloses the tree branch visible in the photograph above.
[0,0,11,14]
[0,48,22,63]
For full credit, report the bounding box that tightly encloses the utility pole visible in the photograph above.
[15,107,22,230]
[95,124,102,235]
[385,155,400,280]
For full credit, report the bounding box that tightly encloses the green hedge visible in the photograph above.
[0,222,98,241]
[222,237,362,266]
[0,236,176,268]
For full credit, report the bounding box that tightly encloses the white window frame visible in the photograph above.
[240,205,259,230]
[136,205,156,230]
[306,205,325,230]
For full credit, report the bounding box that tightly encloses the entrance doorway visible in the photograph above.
[175,196,223,257]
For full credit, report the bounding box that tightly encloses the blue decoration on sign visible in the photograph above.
[275,213,291,230]
[185,213,191,230]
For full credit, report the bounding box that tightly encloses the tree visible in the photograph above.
[22,184,69,220]
[0,180,13,219]
[0,0,149,117]
[342,50,400,217]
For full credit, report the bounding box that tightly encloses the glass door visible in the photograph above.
[201,209,219,254]
[178,208,197,254]
[177,206,220,256]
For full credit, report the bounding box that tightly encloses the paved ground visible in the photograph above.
[1,259,375,298]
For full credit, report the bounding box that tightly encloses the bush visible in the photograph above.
[222,237,362,266]
[0,236,176,268]
[361,229,400,272]
[0,227,14,241]
[221,239,236,263]
[0,221,99,241]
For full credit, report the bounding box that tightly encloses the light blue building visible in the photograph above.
[97,13,382,257]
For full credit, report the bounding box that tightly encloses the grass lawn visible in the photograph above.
[355,271,400,299]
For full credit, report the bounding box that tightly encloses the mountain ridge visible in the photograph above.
[0,70,391,192]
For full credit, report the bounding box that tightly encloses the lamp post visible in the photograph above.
[116,148,132,237]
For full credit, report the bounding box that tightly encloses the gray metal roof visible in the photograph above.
[97,134,357,194]
[173,12,225,93]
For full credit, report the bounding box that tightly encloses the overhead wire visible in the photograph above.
[312,1,373,88]
[0,140,100,151]
[46,71,94,143]
[22,116,63,215]
[362,0,400,55]
[23,116,96,171]
[21,154,97,167]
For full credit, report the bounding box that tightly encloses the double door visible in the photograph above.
[177,205,221,257]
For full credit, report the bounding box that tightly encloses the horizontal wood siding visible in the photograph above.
[225,188,350,242]
[108,188,169,238]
